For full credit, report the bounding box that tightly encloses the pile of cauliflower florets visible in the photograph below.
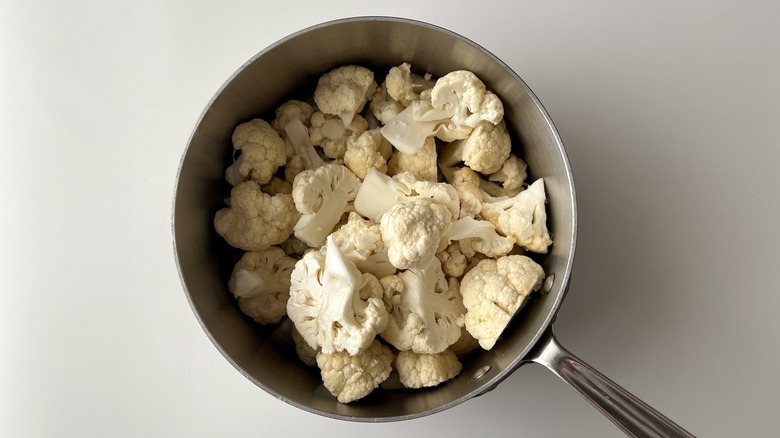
[214,63,553,403]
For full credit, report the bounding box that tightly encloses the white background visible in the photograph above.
[2,1,779,437]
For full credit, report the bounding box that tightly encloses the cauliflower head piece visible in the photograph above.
[316,339,393,403]
[461,254,545,350]
[343,128,391,179]
[480,178,553,253]
[313,65,377,128]
[380,198,453,271]
[214,181,299,251]
[387,136,437,182]
[227,247,297,324]
[309,111,368,160]
[380,258,464,354]
[439,120,512,174]
[330,212,396,278]
[287,236,389,356]
[225,119,287,186]
[292,163,361,247]
[394,349,462,389]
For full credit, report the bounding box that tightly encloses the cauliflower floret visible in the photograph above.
[380,103,440,154]
[440,120,511,174]
[461,255,545,350]
[480,178,553,253]
[224,119,287,186]
[353,169,413,222]
[283,118,325,171]
[437,241,467,278]
[214,181,299,251]
[291,325,318,367]
[227,247,297,324]
[330,212,396,278]
[387,136,437,182]
[380,258,464,354]
[316,339,393,403]
[271,100,315,135]
[445,216,516,258]
[449,167,483,218]
[260,177,292,195]
[343,129,392,179]
[488,154,527,192]
[309,112,368,160]
[287,236,389,356]
[284,155,305,184]
[394,349,462,389]
[392,172,461,222]
[369,84,405,125]
[292,163,361,247]
[385,62,418,106]
[429,70,504,129]
[380,198,453,271]
[313,65,377,128]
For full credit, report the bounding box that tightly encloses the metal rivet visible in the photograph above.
[543,274,555,293]
[473,365,491,379]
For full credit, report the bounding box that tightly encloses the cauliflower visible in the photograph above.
[380,198,453,271]
[260,177,292,195]
[369,84,405,125]
[316,339,393,403]
[380,258,464,354]
[437,241,467,278]
[394,349,462,389]
[480,178,553,253]
[283,118,325,171]
[380,103,440,154]
[227,247,297,324]
[313,65,377,127]
[224,119,287,186]
[449,326,480,358]
[445,216,516,258]
[439,120,511,174]
[330,212,396,278]
[387,136,437,182]
[449,166,483,218]
[291,325,318,367]
[214,181,299,251]
[309,111,368,160]
[287,236,389,355]
[488,154,527,192]
[271,100,315,136]
[291,163,361,247]
[353,169,413,222]
[429,70,504,129]
[343,129,391,179]
[461,255,545,350]
[393,172,461,222]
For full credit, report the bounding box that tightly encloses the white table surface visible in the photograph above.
[2,1,779,436]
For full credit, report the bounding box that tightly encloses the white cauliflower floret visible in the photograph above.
[461,255,545,350]
[380,198,452,271]
[380,258,464,354]
[316,339,393,403]
[380,104,440,154]
[283,118,325,171]
[387,136,437,182]
[439,120,512,174]
[260,177,292,195]
[449,167,484,218]
[330,212,396,278]
[392,172,461,222]
[445,216,516,258]
[488,154,527,192]
[313,65,377,128]
[287,236,389,356]
[214,181,299,251]
[224,119,287,186]
[429,70,504,129]
[385,62,419,106]
[291,325,318,367]
[394,349,462,389]
[369,84,406,125]
[227,247,297,324]
[353,169,413,222]
[343,129,392,179]
[272,100,315,135]
[480,178,553,253]
[309,112,368,160]
[292,163,361,247]
[437,241,467,278]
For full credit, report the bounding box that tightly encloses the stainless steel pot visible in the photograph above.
[172,17,693,436]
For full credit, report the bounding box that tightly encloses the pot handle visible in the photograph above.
[527,329,695,438]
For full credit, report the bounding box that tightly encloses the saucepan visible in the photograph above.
[172,16,694,436]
